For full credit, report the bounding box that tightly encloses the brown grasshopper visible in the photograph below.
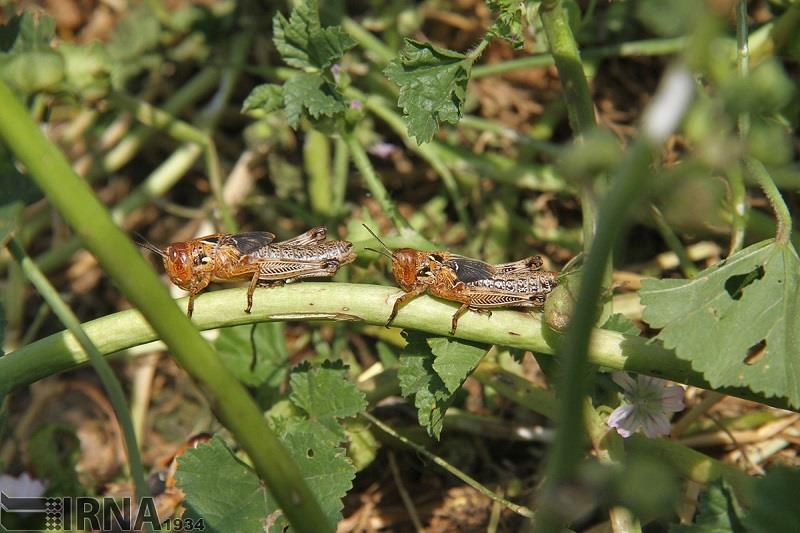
[363,225,558,334]
[137,226,355,316]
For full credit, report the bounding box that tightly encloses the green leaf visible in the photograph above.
[276,419,355,528]
[273,0,355,70]
[242,84,284,114]
[283,72,347,128]
[669,480,746,532]
[429,336,488,394]
[602,313,641,336]
[398,333,452,439]
[176,437,273,533]
[745,466,800,533]
[640,240,800,408]
[487,0,525,49]
[214,323,289,388]
[384,39,473,144]
[289,360,367,430]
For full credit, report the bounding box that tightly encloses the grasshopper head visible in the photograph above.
[391,248,428,291]
[163,242,196,290]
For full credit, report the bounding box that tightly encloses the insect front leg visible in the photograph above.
[386,286,427,328]
[450,304,469,335]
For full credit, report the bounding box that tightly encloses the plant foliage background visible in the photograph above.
[1,0,800,531]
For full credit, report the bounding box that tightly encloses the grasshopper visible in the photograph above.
[137,226,355,316]
[363,225,558,334]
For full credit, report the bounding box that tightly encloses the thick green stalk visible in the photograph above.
[1,283,790,411]
[0,80,330,532]
[344,131,411,231]
[7,238,149,504]
[535,142,655,532]
[305,129,333,217]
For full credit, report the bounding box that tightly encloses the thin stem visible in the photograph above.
[0,79,330,532]
[472,37,687,79]
[332,137,350,215]
[650,205,699,278]
[344,130,411,231]
[341,17,395,65]
[6,238,149,504]
[745,157,791,245]
[730,0,750,254]
[2,283,790,410]
[362,412,536,519]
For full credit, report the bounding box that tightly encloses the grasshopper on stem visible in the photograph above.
[363,225,558,334]
[137,226,355,316]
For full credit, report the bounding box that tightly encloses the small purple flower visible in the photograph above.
[0,472,47,498]
[367,141,398,159]
[607,372,685,438]
[349,99,362,110]
[331,64,341,83]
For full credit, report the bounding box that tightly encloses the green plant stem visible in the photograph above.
[332,137,349,215]
[745,157,791,245]
[650,205,699,278]
[730,0,750,255]
[362,412,536,519]
[353,90,472,226]
[305,129,333,217]
[6,238,149,505]
[538,1,596,135]
[342,17,395,65]
[472,37,687,78]
[533,141,656,533]
[2,283,791,411]
[344,130,410,231]
[0,80,330,532]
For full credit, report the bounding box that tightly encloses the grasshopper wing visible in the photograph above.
[439,254,496,282]
[218,232,276,254]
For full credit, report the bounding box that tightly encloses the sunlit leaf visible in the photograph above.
[641,240,800,408]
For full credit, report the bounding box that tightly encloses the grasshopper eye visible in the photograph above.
[200,256,212,265]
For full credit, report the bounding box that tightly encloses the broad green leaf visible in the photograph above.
[669,480,746,532]
[745,467,800,533]
[242,84,284,114]
[398,332,465,439]
[487,0,525,49]
[640,240,800,408]
[429,336,488,394]
[384,39,473,144]
[176,437,272,533]
[275,419,355,529]
[602,313,641,336]
[283,73,347,128]
[289,360,367,425]
[214,323,289,387]
[273,0,354,70]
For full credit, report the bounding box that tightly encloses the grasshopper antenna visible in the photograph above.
[133,232,166,257]
[361,224,394,259]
